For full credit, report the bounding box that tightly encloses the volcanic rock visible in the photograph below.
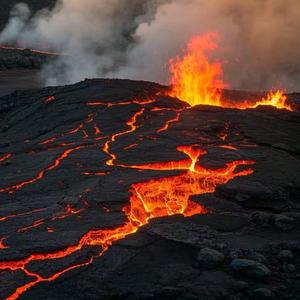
[251,288,274,299]
[0,78,299,300]
[197,247,225,269]
[232,280,249,292]
[230,259,271,279]
[278,250,294,262]
[0,47,58,71]
[273,214,296,231]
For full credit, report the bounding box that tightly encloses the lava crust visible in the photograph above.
[0,78,299,300]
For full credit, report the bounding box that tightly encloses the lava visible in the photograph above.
[103,108,145,166]
[157,109,182,133]
[168,33,226,107]
[168,34,294,111]
[0,144,254,300]
[219,145,238,151]
[0,153,12,163]
[0,208,47,223]
[250,90,292,111]
[0,237,8,249]
[45,96,55,103]
[0,145,92,193]
[0,75,267,299]
[87,99,155,107]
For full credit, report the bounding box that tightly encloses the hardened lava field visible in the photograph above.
[0,79,300,300]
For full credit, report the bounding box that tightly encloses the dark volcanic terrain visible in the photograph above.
[0,79,300,300]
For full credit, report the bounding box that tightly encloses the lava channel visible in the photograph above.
[0,145,254,300]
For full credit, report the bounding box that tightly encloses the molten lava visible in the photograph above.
[250,90,292,111]
[168,34,294,111]
[169,33,226,107]
[0,144,254,300]
[0,68,270,299]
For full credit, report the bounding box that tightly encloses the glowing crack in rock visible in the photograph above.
[0,143,254,300]
[0,95,257,299]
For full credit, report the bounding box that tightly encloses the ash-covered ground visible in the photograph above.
[0,79,300,300]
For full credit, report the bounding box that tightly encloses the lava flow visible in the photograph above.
[168,33,293,111]
[0,143,254,300]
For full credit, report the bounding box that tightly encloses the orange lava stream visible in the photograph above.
[103,108,145,166]
[0,237,8,249]
[0,153,12,163]
[168,33,294,111]
[157,110,182,133]
[87,99,155,107]
[93,123,101,135]
[219,145,238,151]
[0,85,259,299]
[45,96,55,103]
[0,145,91,193]
[0,145,254,300]
[0,208,47,222]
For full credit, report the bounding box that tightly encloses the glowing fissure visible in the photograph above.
[87,99,155,107]
[168,33,294,111]
[156,109,183,133]
[0,238,8,250]
[0,73,263,299]
[103,108,145,166]
[0,143,254,300]
[0,153,12,163]
[0,145,92,193]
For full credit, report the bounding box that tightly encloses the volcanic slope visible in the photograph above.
[0,79,300,300]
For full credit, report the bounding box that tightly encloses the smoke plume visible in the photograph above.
[1,0,300,91]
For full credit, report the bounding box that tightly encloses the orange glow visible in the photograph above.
[0,237,8,249]
[0,145,254,300]
[0,153,12,163]
[17,219,45,233]
[87,99,155,107]
[168,34,294,112]
[250,90,292,111]
[0,208,46,222]
[39,137,56,145]
[0,145,91,193]
[47,227,54,233]
[82,171,107,176]
[157,110,182,133]
[103,108,145,166]
[94,123,101,135]
[219,145,238,151]
[0,86,260,300]
[168,33,226,107]
[123,143,138,150]
[45,96,55,103]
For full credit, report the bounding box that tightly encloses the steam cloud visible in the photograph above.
[0,0,300,91]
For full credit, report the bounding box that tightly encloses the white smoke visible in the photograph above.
[1,0,300,91]
[0,0,169,85]
[0,3,30,45]
[121,0,300,91]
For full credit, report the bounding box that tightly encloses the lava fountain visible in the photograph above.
[168,33,293,111]
[168,33,226,107]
